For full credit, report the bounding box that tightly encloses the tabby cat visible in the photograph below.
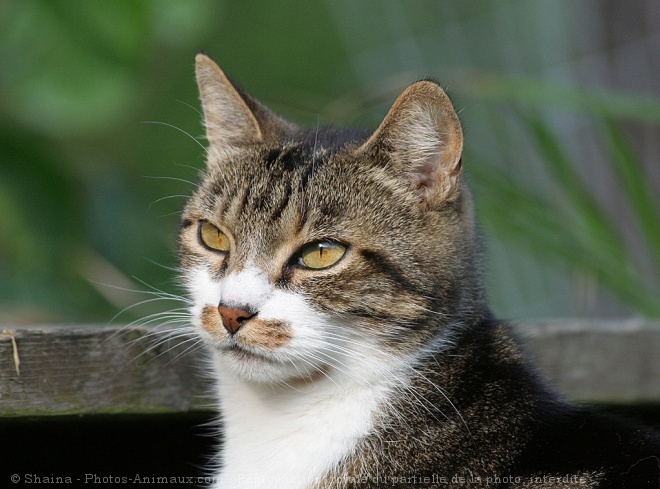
[178,54,660,488]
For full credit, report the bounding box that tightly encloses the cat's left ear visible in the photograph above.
[195,54,295,155]
[358,81,463,205]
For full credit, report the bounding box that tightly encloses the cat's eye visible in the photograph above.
[199,221,231,253]
[298,241,347,270]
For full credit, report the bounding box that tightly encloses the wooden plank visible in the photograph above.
[1,321,659,416]
[522,319,660,404]
[0,325,213,416]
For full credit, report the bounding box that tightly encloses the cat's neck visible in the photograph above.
[211,347,414,489]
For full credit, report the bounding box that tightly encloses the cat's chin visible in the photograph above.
[215,344,324,385]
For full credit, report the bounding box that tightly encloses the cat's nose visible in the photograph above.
[217,304,256,335]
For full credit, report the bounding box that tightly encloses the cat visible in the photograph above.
[178,53,660,488]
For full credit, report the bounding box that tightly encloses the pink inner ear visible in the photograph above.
[413,154,441,190]
[411,147,462,203]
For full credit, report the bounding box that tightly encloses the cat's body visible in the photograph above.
[179,54,660,488]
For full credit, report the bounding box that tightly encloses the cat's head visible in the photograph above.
[179,54,484,384]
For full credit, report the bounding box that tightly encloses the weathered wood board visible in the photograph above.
[522,319,660,404]
[0,325,213,416]
[1,321,659,416]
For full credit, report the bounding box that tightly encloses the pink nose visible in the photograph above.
[217,305,255,335]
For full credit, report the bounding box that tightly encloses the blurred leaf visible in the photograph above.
[1,0,659,324]
[0,179,39,271]
[467,155,582,263]
[0,1,144,136]
[147,0,219,48]
[316,70,660,128]
[600,120,660,272]
[456,72,660,124]
[0,125,115,322]
[47,0,150,66]
[471,115,660,317]
[522,113,628,266]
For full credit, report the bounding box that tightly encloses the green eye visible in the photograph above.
[199,221,231,252]
[298,241,347,269]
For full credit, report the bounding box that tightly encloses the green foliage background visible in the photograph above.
[1,1,659,324]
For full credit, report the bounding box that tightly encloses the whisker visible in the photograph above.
[127,325,198,363]
[176,98,204,118]
[152,335,207,368]
[409,367,470,434]
[312,329,462,427]
[149,194,191,207]
[143,174,202,190]
[141,120,208,154]
[141,259,185,274]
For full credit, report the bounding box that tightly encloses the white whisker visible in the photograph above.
[141,120,208,154]
[143,174,202,190]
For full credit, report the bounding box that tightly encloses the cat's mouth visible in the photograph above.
[221,340,331,385]
[223,342,278,364]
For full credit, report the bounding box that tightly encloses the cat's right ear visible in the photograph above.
[357,81,464,207]
[195,54,294,154]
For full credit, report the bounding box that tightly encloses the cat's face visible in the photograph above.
[179,55,480,384]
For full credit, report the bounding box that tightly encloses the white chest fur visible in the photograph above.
[211,360,394,489]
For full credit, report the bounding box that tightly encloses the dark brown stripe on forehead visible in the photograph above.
[236,184,251,216]
[298,154,321,193]
[295,151,329,229]
[269,186,292,222]
[266,145,306,171]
